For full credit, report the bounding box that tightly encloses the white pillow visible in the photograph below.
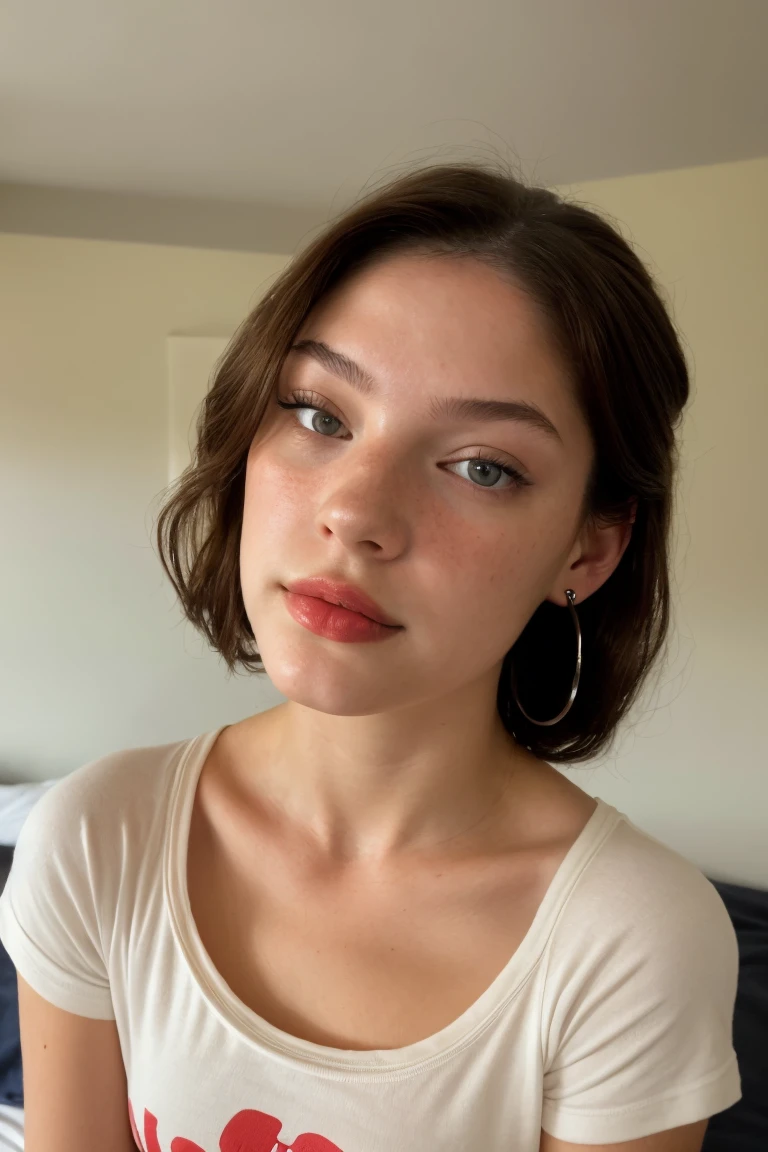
[0,782,57,846]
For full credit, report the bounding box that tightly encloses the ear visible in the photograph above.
[546,498,637,607]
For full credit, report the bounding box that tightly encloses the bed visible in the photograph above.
[0,781,55,1152]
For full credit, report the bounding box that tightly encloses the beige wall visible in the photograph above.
[560,157,767,887]
[0,238,289,781]
[1,155,766,884]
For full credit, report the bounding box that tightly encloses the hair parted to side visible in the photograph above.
[156,160,689,764]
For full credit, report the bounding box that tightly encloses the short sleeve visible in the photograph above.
[0,768,115,1020]
[540,822,742,1144]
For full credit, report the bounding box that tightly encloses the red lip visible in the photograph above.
[282,576,401,628]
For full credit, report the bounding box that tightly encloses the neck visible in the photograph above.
[247,674,533,864]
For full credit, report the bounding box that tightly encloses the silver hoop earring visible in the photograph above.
[510,589,581,727]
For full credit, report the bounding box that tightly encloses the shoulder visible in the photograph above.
[566,807,733,937]
[544,803,739,1012]
[8,733,204,899]
[539,806,742,1139]
[0,735,201,1018]
[18,735,192,846]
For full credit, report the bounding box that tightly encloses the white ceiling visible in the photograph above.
[2,0,767,242]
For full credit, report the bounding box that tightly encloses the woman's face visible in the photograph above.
[241,253,618,717]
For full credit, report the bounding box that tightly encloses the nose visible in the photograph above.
[312,444,411,558]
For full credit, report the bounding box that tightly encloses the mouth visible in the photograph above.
[281,577,402,628]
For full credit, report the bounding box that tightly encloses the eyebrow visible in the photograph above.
[289,338,562,444]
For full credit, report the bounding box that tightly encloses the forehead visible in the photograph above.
[298,253,573,406]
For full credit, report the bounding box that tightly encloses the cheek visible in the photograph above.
[418,501,564,643]
[417,508,522,626]
[242,446,310,541]
[240,454,296,600]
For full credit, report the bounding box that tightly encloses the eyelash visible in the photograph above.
[275,390,531,493]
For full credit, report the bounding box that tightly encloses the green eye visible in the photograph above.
[277,397,345,437]
[446,457,529,491]
[276,394,531,493]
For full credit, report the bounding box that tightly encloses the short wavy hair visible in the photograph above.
[156,161,689,764]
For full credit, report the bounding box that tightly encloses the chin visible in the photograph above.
[254,630,407,718]
[266,675,396,718]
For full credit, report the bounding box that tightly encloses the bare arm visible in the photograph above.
[18,973,137,1152]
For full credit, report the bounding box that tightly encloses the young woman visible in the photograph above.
[0,163,741,1152]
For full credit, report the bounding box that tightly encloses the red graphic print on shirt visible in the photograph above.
[129,1098,345,1152]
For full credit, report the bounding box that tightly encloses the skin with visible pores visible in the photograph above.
[234,251,631,861]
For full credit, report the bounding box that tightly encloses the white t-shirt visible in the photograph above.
[0,727,741,1151]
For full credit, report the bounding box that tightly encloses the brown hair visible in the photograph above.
[156,161,689,764]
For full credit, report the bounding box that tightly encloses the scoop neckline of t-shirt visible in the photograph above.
[164,725,622,1079]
